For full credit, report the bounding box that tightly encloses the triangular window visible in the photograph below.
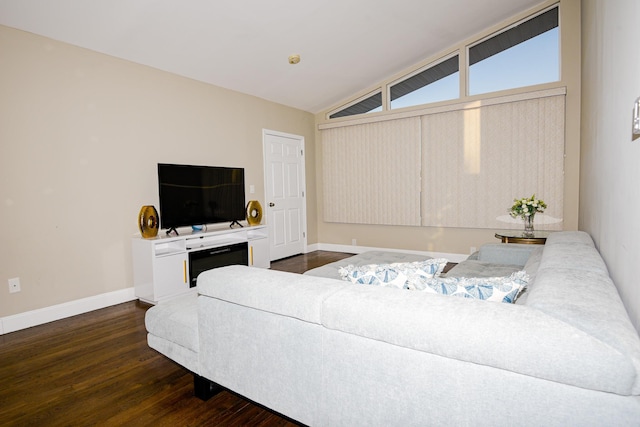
[329,92,382,119]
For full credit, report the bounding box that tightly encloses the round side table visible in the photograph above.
[494,230,552,244]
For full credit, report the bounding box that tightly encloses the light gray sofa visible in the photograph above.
[145,231,640,426]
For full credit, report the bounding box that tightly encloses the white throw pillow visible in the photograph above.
[339,259,448,289]
[410,271,529,303]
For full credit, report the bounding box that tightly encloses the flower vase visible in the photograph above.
[523,215,534,236]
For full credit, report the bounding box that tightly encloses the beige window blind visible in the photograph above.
[421,95,564,229]
[322,118,421,225]
[321,90,565,229]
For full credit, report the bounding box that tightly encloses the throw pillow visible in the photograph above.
[338,259,448,289]
[409,271,529,303]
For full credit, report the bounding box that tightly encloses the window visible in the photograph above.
[329,91,382,119]
[468,7,559,96]
[390,55,459,110]
[325,5,562,120]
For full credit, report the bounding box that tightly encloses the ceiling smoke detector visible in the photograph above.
[288,54,300,65]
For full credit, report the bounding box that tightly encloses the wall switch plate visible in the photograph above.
[8,277,20,293]
[633,97,640,137]
[249,185,255,194]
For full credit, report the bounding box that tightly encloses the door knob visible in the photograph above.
[269,202,275,207]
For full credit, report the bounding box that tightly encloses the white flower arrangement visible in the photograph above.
[509,194,547,219]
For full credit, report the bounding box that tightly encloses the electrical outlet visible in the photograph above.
[8,277,21,293]
[470,246,477,254]
[351,238,357,246]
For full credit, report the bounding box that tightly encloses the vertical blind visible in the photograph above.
[421,95,564,228]
[322,117,421,225]
[322,92,565,229]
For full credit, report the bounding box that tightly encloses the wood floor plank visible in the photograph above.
[0,251,354,426]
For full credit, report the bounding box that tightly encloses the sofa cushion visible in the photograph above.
[197,265,349,324]
[443,259,522,278]
[145,293,199,352]
[538,243,609,275]
[525,266,640,394]
[524,231,640,394]
[477,243,538,266]
[546,230,595,245]
[410,271,529,303]
[338,259,447,289]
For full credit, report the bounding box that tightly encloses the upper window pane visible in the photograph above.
[390,55,459,109]
[468,7,559,96]
[329,92,382,119]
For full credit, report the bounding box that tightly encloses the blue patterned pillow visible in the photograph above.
[338,259,448,289]
[409,271,529,303]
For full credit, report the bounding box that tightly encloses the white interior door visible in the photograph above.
[263,130,306,261]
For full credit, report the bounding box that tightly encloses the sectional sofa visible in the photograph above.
[145,231,640,426]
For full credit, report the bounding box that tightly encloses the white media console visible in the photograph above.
[132,224,269,304]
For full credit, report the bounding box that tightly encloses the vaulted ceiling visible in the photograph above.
[0,0,544,113]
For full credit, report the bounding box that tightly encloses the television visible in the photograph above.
[157,163,246,232]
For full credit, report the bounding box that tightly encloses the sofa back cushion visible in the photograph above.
[525,231,640,394]
[321,283,638,395]
[197,265,349,324]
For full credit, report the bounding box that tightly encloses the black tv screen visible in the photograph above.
[157,163,245,230]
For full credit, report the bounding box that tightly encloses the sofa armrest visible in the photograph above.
[477,243,538,266]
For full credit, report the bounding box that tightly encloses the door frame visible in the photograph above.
[262,129,308,259]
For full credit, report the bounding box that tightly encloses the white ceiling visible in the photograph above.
[0,0,544,113]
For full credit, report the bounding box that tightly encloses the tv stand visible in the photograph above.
[132,224,269,304]
[166,227,179,236]
[229,220,243,228]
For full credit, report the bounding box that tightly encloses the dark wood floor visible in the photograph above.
[0,251,353,427]
[268,250,355,274]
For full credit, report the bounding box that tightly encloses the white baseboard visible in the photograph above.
[1,246,466,335]
[0,287,137,335]
[310,243,468,263]
[305,243,320,253]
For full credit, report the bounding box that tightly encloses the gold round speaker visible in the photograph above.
[138,205,159,238]
[246,200,263,226]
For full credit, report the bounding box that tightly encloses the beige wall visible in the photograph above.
[314,0,581,255]
[580,0,640,332]
[0,0,592,324]
[0,25,315,318]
